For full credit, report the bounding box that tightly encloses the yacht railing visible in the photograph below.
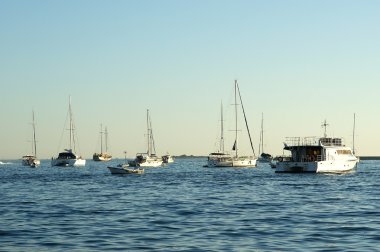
[284,137,319,147]
[284,137,345,147]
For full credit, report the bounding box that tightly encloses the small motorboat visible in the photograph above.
[107,164,144,175]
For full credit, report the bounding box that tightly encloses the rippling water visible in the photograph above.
[1,158,379,251]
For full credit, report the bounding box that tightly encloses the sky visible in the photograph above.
[1,0,380,159]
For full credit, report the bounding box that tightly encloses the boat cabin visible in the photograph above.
[57,151,77,159]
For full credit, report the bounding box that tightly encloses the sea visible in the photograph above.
[0,158,379,251]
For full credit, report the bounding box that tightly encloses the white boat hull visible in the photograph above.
[207,157,257,168]
[22,156,40,167]
[276,159,358,173]
[138,160,163,167]
[51,158,86,167]
[93,153,112,162]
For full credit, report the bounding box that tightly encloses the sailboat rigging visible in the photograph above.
[93,124,112,161]
[257,113,272,162]
[129,109,163,167]
[51,97,86,167]
[22,110,40,167]
[206,80,257,167]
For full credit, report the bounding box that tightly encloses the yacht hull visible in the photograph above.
[276,159,358,173]
[51,158,86,167]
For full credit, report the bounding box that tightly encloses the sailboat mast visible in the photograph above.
[32,110,37,157]
[100,124,103,154]
[234,80,238,158]
[69,96,73,150]
[220,101,225,153]
[353,113,356,155]
[236,81,256,157]
[105,126,108,153]
[261,113,264,154]
[147,109,151,156]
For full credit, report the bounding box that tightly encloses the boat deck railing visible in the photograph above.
[284,137,320,147]
[284,137,345,147]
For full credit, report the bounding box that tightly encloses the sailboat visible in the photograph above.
[207,80,257,167]
[22,110,40,168]
[93,124,112,161]
[51,97,86,167]
[257,113,272,163]
[129,109,163,167]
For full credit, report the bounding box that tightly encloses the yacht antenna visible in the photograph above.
[321,119,329,138]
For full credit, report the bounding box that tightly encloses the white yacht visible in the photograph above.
[51,97,86,167]
[93,125,112,161]
[207,80,257,168]
[276,121,358,173]
[21,110,40,167]
[51,149,86,167]
[129,109,163,167]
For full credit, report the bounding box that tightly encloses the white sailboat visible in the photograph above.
[276,120,358,173]
[93,124,112,161]
[257,113,272,163]
[51,97,86,167]
[22,110,40,168]
[129,109,163,167]
[207,80,257,167]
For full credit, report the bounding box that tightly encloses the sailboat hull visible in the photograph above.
[207,156,257,167]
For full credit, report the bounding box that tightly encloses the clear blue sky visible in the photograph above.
[1,0,379,159]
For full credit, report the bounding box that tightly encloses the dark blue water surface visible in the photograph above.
[1,158,379,251]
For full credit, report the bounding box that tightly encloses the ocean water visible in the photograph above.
[0,158,379,251]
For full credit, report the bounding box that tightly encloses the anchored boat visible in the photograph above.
[51,97,86,167]
[276,120,358,173]
[21,110,40,168]
[207,80,257,167]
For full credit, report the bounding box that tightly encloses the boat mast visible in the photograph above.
[261,113,264,154]
[100,124,103,154]
[32,110,37,157]
[220,101,225,153]
[69,96,73,150]
[353,113,356,155]
[147,109,151,156]
[321,119,329,138]
[105,126,108,153]
[236,80,256,157]
[234,80,238,158]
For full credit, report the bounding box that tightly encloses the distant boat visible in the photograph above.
[129,109,163,167]
[162,154,175,163]
[276,120,359,173]
[21,110,40,168]
[257,113,272,163]
[207,80,257,167]
[107,164,144,175]
[51,97,86,167]
[93,124,112,161]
